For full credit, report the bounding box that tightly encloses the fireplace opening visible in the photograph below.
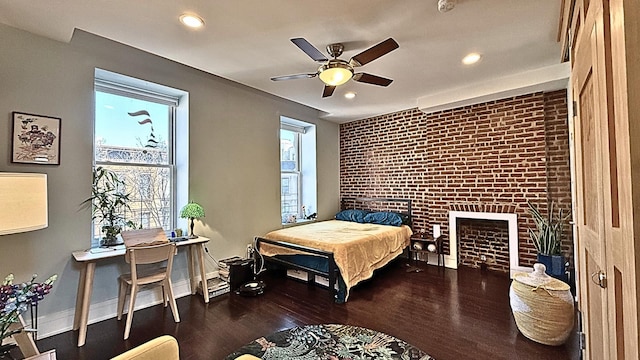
[458,219,509,273]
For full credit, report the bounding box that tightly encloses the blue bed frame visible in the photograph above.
[254,197,413,303]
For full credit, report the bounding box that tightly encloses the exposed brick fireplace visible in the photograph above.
[340,90,573,274]
[448,203,525,277]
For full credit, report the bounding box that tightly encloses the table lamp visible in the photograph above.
[0,173,48,236]
[180,202,205,239]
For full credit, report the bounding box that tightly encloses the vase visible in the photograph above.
[101,235,123,247]
[509,263,574,345]
[536,253,565,276]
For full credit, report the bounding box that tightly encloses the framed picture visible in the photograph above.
[11,111,61,165]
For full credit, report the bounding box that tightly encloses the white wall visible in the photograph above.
[0,24,340,336]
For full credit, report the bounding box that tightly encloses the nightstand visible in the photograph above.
[409,234,445,268]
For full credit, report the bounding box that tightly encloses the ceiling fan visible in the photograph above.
[271,37,399,98]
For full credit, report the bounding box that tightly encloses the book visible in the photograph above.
[197,276,230,298]
[219,256,243,267]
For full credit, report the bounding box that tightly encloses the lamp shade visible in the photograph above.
[0,173,48,235]
[319,65,353,86]
[180,202,205,219]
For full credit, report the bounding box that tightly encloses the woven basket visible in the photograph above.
[509,263,574,346]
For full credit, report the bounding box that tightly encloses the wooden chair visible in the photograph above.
[117,229,179,340]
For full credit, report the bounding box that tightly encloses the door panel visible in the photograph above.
[578,72,597,231]
[585,251,605,358]
[572,3,609,358]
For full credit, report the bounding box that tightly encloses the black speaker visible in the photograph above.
[228,258,254,291]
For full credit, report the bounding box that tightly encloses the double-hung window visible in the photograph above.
[280,117,317,224]
[93,77,178,242]
[280,127,300,222]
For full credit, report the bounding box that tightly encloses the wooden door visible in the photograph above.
[572,1,609,356]
[569,0,639,358]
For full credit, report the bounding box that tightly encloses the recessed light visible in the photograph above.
[179,13,205,29]
[344,92,356,99]
[462,53,482,65]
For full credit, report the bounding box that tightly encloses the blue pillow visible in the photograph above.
[363,211,403,226]
[335,209,369,223]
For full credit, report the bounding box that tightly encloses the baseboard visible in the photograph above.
[35,270,219,339]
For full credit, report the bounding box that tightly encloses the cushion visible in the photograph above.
[397,212,411,225]
[111,335,179,360]
[335,209,370,223]
[363,211,404,226]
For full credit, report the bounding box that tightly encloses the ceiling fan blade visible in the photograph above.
[322,85,336,98]
[291,38,328,62]
[349,38,399,67]
[271,73,317,81]
[352,73,393,86]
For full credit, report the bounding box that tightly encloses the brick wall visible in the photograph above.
[340,90,573,273]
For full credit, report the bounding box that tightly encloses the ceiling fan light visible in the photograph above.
[319,64,353,86]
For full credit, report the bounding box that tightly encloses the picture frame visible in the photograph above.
[11,111,61,165]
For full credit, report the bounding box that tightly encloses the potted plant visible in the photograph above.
[527,200,571,279]
[83,166,136,246]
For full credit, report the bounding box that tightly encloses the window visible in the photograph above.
[93,73,181,243]
[280,117,316,224]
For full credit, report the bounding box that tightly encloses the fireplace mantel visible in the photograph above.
[447,210,531,277]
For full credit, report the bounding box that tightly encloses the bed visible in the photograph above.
[254,197,413,303]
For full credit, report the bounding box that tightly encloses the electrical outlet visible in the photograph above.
[480,254,487,262]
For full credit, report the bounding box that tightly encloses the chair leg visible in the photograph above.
[164,279,180,323]
[162,285,168,307]
[117,280,128,321]
[124,285,138,340]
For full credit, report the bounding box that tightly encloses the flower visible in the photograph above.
[0,273,57,343]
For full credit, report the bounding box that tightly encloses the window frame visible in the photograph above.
[280,118,316,224]
[280,128,301,221]
[93,78,179,242]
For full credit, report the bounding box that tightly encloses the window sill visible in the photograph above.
[282,218,317,228]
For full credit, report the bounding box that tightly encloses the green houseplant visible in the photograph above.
[83,166,136,246]
[527,200,571,277]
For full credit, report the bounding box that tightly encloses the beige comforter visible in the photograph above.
[260,220,412,300]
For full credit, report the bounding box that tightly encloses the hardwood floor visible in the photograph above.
[36,260,579,360]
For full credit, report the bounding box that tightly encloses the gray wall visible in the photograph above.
[0,24,340,332]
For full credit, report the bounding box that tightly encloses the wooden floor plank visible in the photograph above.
[36,260,578,360]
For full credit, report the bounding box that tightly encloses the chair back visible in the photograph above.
[128,242,176,265]
[121,228,168,248]
[121,228,170,263]
[125,242,177,285]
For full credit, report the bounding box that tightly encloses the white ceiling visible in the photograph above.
[0,0,563,123]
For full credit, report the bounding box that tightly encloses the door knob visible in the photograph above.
[591,270,607,289]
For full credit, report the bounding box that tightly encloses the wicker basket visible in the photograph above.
[509,263,574,346]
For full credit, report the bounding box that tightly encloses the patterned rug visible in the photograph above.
[225,324,434,360]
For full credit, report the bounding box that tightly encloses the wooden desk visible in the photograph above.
[71,236,209,347]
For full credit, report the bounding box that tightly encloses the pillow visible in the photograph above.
[363,211,404,226]
[335,209,369,223]
[397,212,411,225]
